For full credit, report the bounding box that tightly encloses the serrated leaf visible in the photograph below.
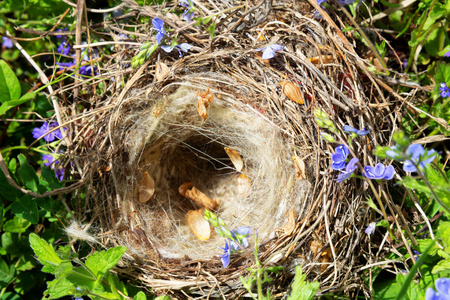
[2,216,31,233]
[0,258,15,284]
[432,258,450,274]
[45,277,75,299]
[17,154,39,192]
[11,195,39,224]
[84,246,127,281]
[29,233,62,273]
[0,60,21,104]
[287,265,319,300]
[66,266,96,290]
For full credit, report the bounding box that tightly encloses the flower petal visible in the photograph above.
[270,44,284,52]
[262,47,276,59]
[436,278,450,295]
[152,17,164,30]
[382,165,395,180]
[161,45,174,53]
[343,125,357,133]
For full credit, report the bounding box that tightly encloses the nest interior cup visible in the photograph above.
[111,75,311,261]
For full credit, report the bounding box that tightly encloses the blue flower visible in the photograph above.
[57,41,71,56]
[365,222,377,235]
[220,240,231,268]
[57,59,96,77]
[42,154,57,167]
[56,28,68,39]
[343,125,369,136]
[403,144,436,173]
[255,44,283,59]
[426,278,450,300]
[161,43,192,57]
[444,51,450,58]
[179,0,195,23]
[32,122,63,142]
[440,83,449,98]
[229,226,252,250]
[42,153,65,181]
[335,157,358,183]
[2,36,13,48]
[364,163,395,180]
[152,17,167,45]
[331,144,349,170]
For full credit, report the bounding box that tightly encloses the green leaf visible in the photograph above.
[134,291,148,300]
[2,216,31,233]
[0,258,15,284]
[0,162,20,201]
[396,241,434,300]
[29,233,62,273]
[287,265,320,300]
[17,153,39,192]
[0,91,37,115]
[432,259,450,274]
[11,195,39,224]
[85,246,127,281]
[0,60,21,103]
[207,22,216,38]
[45,277,76,299]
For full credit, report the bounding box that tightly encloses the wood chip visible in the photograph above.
[187,209,211,241]
[155,61,170,81]
[309,55,334,64]
[292,156,306,180]
[196,88,214,121]
[282,209,296,235]
[138,172,155,203]
[224,147,243,172]
[185,186,220,210]
[280,81,304,104]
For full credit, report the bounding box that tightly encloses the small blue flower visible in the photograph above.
[55,167,65,181]
[161,43,192,57]
[32,122,62,142]
[331,144,349,170]
[444,51,450,58]
[440,83,449,98]
[180,0,195,23]
[152,17,167,45]
[220,240,231,268]
[365,222,377,235]
[229,226,252,250]
[42,154,57,167]
[255,44,283,59]
[2,36,13,48]
[335,157,358,183]
[56,28,68,39]
[57,41,71,56]
[364,163,395,180]
[426,278,450,300]
[343,125,369,136]
[403,144,436,173]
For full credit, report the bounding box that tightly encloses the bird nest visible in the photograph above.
[49,0,399,298]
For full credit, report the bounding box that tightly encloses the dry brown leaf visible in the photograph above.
[224,147,243,172]
[155,61,170,81]
[280,81,304,104]
[309,55,334,64]
[187,209,211,241]
[292,156,306,180]
[196,88,214,121]
[185,186,220,210]
[178,182,193,197]
[237,174,251,195]
[282,209,296,235]
[139,172,155,203]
